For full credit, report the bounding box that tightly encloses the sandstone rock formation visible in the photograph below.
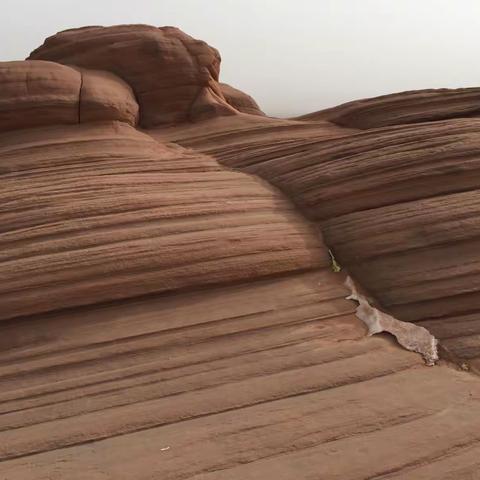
[0,121,325,320]
[29,25,238,125]
[2,24,480,480]
[298,87,480,128]
[220,82,265,116]
[0,60,138,132]
[168,104,480,372]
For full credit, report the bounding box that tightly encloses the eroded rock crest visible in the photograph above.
[29,25,238,125]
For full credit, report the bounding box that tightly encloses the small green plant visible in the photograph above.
[328,249,341,273]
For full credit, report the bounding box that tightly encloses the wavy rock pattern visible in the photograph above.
[2,23,480,480]
[0,61,80,131]
[3,272,480,480]
[166,112,480,371]
[0,121,326,320]
[298,87,480,128]
[0,60,139,132]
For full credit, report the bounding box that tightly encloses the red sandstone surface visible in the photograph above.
[2,24,480,479]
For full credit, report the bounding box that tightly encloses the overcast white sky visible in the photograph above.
[1,0,479,117]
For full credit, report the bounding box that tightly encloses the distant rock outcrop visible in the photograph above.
[29,25,240,125]
[220,82,265,116]
[298,87,480,128]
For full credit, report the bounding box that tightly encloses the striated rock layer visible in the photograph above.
[0,121,325,320]
[298,87,480,128]
[2,23,480,480]
[163,108,480,372]
[0,60,138,132]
